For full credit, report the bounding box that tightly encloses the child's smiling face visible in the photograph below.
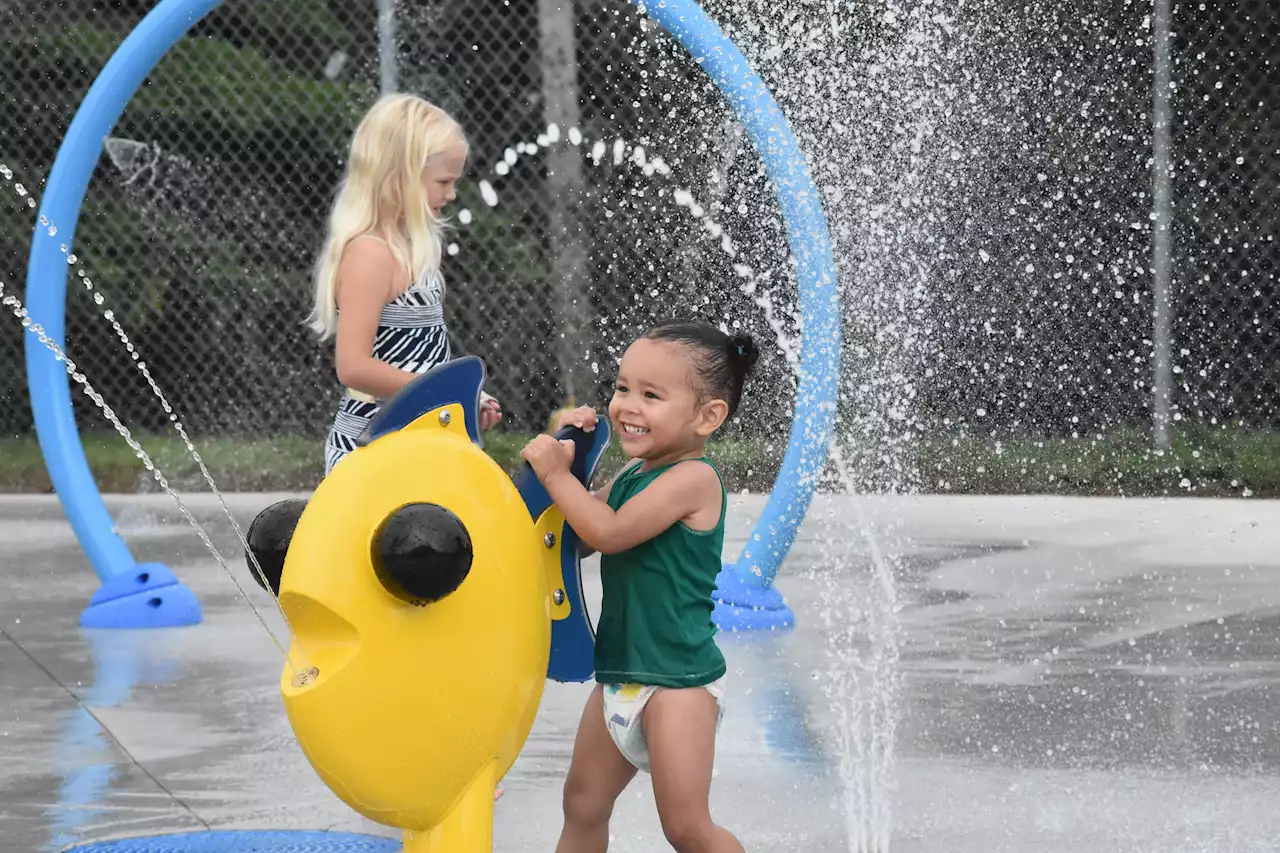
[608,337,726,462]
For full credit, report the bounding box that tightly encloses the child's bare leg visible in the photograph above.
[644,687,744,853]
[556,685,638,853]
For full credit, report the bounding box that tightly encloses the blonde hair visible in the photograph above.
[308,93,468,339]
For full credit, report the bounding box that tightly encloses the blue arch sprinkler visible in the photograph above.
[26,0,840,632]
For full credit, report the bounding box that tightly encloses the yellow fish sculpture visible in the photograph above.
[244,357,607,852]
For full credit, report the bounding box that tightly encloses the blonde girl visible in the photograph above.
[310,93,502,476]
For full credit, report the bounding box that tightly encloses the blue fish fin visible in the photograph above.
[358,356,486,447]
[514,421,612,683]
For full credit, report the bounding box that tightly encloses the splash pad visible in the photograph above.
[25,0,840,637]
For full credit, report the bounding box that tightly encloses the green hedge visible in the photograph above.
[0,431,780,494]
[917,426,1280,498]
[1,426,1276,498]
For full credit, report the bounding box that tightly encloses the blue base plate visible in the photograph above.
[712,565,795,632]
[65,830,398,852]
[80,563,203,629]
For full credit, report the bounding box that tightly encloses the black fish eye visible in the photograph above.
[372,503,473,606]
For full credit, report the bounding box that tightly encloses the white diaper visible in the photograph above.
[601,678,726,773]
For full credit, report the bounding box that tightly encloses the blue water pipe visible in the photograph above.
[27,0,839,633]
[23,0,219,628]
[630,0,841,630]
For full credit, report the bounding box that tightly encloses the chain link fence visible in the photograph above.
[0,0,769,444]
[698,0,1276,490]
[1172,0,1278,427]
[0,0,1275,489]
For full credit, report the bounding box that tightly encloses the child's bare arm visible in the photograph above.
[574,461,640,557]
[333,240,416,399]
[525,445,716,555]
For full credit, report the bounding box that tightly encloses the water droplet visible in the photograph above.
[39,215,48,226]
[458,209,473,225]
[478,180,499,207]
[446,242,459,256]
[93,293,104,305]
[47,225,57,237]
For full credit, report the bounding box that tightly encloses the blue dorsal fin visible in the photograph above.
[358,357,486,447]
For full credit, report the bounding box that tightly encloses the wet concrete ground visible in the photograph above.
[1,492,1278,852]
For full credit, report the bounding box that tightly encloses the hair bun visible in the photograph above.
[728,333,760,371]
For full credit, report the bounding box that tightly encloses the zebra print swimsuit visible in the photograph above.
[323,244,451,476]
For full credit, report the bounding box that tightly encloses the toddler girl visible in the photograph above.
[522,319,758,853]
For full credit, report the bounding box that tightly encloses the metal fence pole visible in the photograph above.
[538,0,590,408]
[378,0,398,94]
[1151,0,1174,449]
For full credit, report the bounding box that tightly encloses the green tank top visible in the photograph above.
[594,458,727,688]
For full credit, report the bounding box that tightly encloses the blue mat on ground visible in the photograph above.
[65,830,399,852]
